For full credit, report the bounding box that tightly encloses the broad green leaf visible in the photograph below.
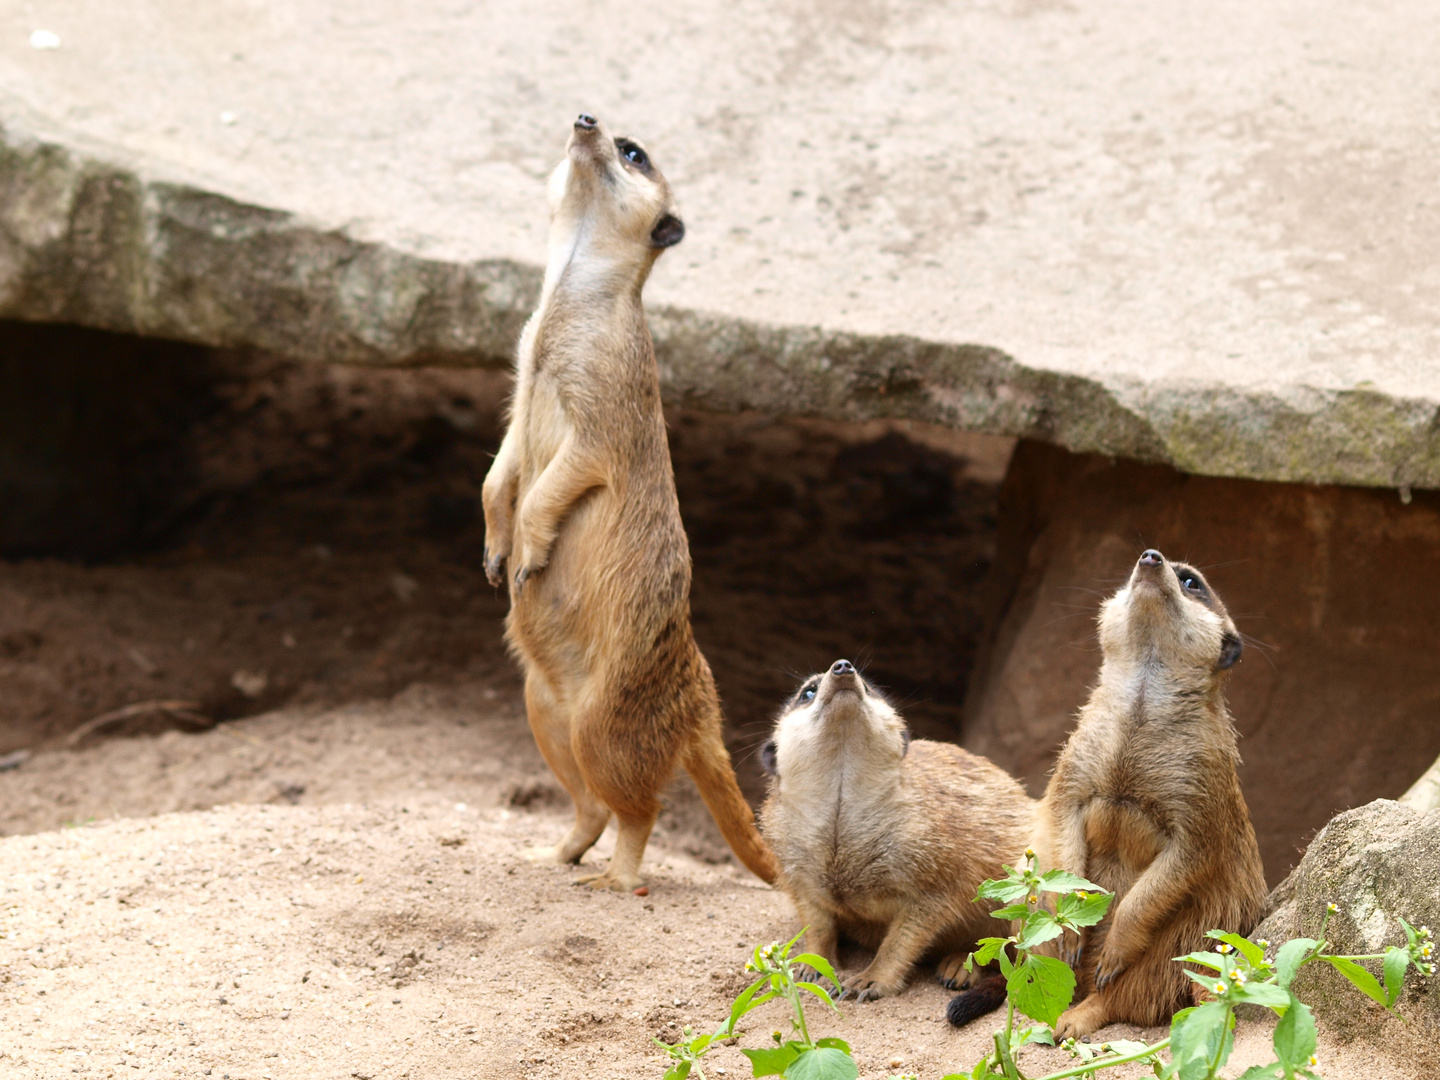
[1055,889,1113,929]
[1015,917,1064,951]
[1235,1066,1282,1080]
[796,980,841,1012]
[1325,956,1390,1010]
[1038,869,1106,894]
[1272,994,1317,1073]
[1006,953,1076,1027]
[990,903,1034,921]
[742,1043,802,1077]
[1399,917,1420,948]
[1274,939,1317,989]
[1013,1025,1055,1047]
[728,977,780,1033]
[1206,930,1267,968]
[976,876,1033,903]
[1169,1000,1233,1080]
[1173,951,1226,971]
[815,1037,851,1053]
[972,937,1011,966]
[794,953,842,990]
[1383,946,1409,1007]
[784,1047,859,1080]
[664,1062,692,1080]
[1232,982,1291,1009]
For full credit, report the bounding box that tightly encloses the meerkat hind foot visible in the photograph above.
[935,952,979,990]
[574,867,645,893]
[1054,993,1110,1041]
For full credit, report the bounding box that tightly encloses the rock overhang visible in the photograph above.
[1,0,1436,490]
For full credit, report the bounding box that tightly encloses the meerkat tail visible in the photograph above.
[682,732,780,885]
[945,972,1008,1028]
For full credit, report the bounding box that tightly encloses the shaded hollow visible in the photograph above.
[0,322,1009,810]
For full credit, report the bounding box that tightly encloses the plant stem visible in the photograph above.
[1029,1038,1172,1080]
[1205,1006,1232,1080]
[784,963,812,1047]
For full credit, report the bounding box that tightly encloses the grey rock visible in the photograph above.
[1255,800,1440,1050]
[2,2,1439,489]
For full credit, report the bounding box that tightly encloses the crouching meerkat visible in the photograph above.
[481,114,778,891]
[759,660,1033,1008]
[1029,549,1267,1039]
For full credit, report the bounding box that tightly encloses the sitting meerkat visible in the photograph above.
[759,660,1034,1008]
[1029,549,1267,1039]
[481,114,778,892]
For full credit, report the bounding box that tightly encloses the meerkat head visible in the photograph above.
[1097,549,1243,677]
[544,113,684,284]
[760,660,910,783]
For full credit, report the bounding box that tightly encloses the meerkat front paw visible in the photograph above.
[838,972,899,1003]
[1092,943,1129,990]
[483,546,508,587]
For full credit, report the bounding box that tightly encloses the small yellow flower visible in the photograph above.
[1028,894,1038,904]
[1421,943,1433,959]
[1326,902,1339,914]
[1217,943,1233,954]
[1212,981,1226,995]
[1256,939,1271,949]
[1308,1053,1320,1069]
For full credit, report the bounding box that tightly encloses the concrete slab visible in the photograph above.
[1,1,1437,488]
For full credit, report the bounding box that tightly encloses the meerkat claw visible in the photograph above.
[483,552,505,587]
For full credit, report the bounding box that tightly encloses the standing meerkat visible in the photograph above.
[759,660,1034,1010]
[1032,549,1267,1039]
[481,113,778,891]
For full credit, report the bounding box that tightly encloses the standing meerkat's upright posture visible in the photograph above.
[1032,549,1267,1039]
[760,660,1033,1009]
[481,114,778,892]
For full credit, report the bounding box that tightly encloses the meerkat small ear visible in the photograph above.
[760,739,778,776]
[1218,632,1243,670]
[901,729,911,756]
[649,213,685,249]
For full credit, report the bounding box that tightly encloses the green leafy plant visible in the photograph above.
[654,929,857,1080]
[951,857,1435,1080]
[654,863,1434,1080]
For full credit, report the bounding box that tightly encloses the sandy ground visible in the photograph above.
[0,683,1424,1080]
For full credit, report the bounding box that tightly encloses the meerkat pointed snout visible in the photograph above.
[547,113,685,263]
[1100,549,1244,675]
[481,116,775,893]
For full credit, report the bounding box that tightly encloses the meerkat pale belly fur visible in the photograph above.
[481,114,778,892]
[760,661,1034,1005]
[1030,549,1267,1039]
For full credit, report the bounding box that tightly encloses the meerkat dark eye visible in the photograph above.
[1177,570,1205,595]
[799,680,819,704]
[619,141,648,168]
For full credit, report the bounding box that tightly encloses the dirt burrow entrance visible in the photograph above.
[0,687,1422,1080]
[0,321,1012,806]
